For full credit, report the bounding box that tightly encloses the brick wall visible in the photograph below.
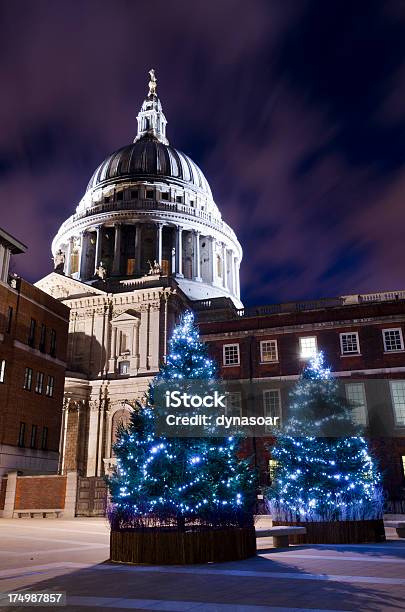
[0,276,69,475]
[14,475,67,510]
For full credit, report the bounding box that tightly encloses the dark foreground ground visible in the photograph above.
[0,518,404,611]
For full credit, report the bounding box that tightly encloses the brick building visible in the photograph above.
[0,227,70,477]
[196,292,405,500]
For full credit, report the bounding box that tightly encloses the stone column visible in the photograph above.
[156,223,163,266]
[222,243,228,289]
[193,230,202,281]
[232,255,237,296]
[2,471,17,518]
[86,401,100,476]
[135,224,142,275]
[236,259,240,297]
[139,304,150,372]
[112,223,122,275]
[175,226,184,277]
[211,237,217,284]
[94,225,103,274]
[66,236,74,276]
[63,471,78,518]
[78,232,88,280]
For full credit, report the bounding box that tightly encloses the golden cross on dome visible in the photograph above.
[148,69,157,96]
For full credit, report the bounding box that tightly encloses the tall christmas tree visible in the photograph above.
[266,352,383,522]
[108,310,256,531]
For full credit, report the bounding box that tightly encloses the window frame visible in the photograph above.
[223,343,240,367]
[49,329,56,356]
[383,328,404,353]
[225,391,242,417]
[299,336,317,359]
[260,339,278,363]
[39,324,46,352]
[35,371,44,394]
[6,306,13,333]
[23,367,33,391]
[118,360,130,375]
[389,380,405,427]
[340,331,361,356]
[30,424,38,449]
[263,388,282,432]
[345,382,368,426]
[18,422,26,448]
[45,375,54,397]
[28,318,36,347]
[41,426,48,451]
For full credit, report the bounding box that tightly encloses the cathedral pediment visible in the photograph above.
[35,272,107,300]
[112,309,140,323]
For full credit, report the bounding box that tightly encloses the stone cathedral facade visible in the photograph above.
[36,70,242,477]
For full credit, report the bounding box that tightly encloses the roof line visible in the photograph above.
[0,226,27,254]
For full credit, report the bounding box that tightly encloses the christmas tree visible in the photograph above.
[108,310,256,531]
[266,352,383,522]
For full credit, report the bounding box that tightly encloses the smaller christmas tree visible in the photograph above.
[108,311,257,531]
[266,352,383,522]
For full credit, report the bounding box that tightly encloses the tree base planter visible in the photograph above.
[272,519,385,544]
[110,527,256,564]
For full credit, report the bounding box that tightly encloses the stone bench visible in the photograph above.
[13,509,64,519]
[256,526,307,548]
[385,521,405,538]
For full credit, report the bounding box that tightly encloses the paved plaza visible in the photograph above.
[0,519,404,611]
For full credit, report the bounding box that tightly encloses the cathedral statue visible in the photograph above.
[95,261,107,281]
[53,249,65,273]
[147,259,162,276]
[148,69,157,96]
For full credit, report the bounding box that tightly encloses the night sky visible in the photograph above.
[1,0,405,306]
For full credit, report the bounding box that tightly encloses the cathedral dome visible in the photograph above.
[86,135,212,197]
[51,69,242,308]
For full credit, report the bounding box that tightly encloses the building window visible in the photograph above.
[49,329,56,356]
[299,336,317,359]
[28,318,36,347]
[223,344,240,366]
[340,332,360,355]
[45,375,54,397]
[41,426,48,450]
[23,367,33,391]
[39,324,46,352]
[30,424,38,449]
[345,383,367,425]
[6,306,13,333]
[269,458,278,481]
[0,359,5,383]
[225,392,242,417]
[117,191,124,201]
[260,340,278,363]
[35,371,44,394]
[18,422,26,447]
[383,328,404,352]
[119,361,130,375]
[263,389,281,432]
[390,381,405,426]
[104,196,110,203]
[176,195,183,203]
[146,190,154,199]
[161,192,169,201]
[130,190,138,199]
